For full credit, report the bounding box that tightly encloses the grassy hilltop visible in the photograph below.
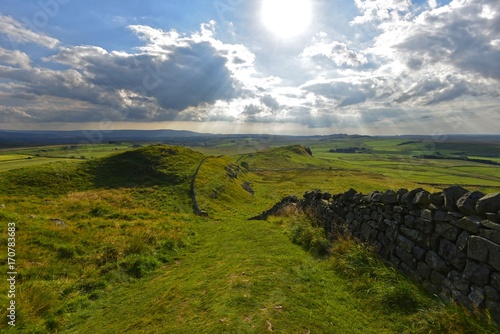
[0,141,499,333]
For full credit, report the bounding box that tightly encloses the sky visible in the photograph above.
[0,0,499,135]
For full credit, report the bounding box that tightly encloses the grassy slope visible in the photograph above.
[0,145,205,332]
[1,143,498,333]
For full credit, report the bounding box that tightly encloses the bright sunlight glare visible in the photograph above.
[261,0,313,38]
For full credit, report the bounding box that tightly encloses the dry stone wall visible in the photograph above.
[297,186,500,322]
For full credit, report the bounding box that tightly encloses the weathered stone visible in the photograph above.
[456,231,470,251]
[442,186,469,212]
[369,191,383,202]
[482,220,500,232]
[381,190,398,204]
[413,191,431,206]
[322,192,332,200]
[479,228,500,245]
[451,216,482,233]
[476,192,500,214]
[468,287,485,309]
[431,270,447,286]
[417,261,432,279]
[393,206,403,214]
[448,271,470,294]
[396,246,417,269]
[397,235,414,253]
[346,211,355,224]
[421,209,433,221]
[492,273,500,291]
[439,238,466,270]
[401,188,425,209]
[457,191,485,215]
[426,251,448,273]
[416,218,434,234]
[463,260,491,286]
[340,188,357,201]
[360,223,372,241]
[397,188,409,201]
[434,210,452,222]
[486,300,500,324]
[435,222,460,241]
[385,226,397,241]
[468,236,500,271]
[413,246,426,261]
[485,285,500,301]
[400,226,422,243]
[430,192,444,206]
[404,215,416,228]
[486,213,500,224]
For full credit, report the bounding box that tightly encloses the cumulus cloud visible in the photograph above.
[0,21,264,123]
[0,13,59,48]
[0,48,31,69]
[301,40,369,67]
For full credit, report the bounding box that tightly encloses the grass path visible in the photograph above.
[64,212,419,333]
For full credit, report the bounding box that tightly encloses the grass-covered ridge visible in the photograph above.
[0,141,498,333]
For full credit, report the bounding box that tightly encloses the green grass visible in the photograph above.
[0,142,499,333]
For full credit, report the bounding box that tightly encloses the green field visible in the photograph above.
[0,138,499,333]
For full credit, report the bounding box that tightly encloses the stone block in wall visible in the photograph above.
[451,216,482,234]
[431,270,448,286]
[480,229,500,245]
[400,226,422,243]
[400,263,420,281]
[416,218,434,234]
[396,246,417,269]
[399,188,419,209]
[413,245,426,261]
[404,215,417,228]
[486,300,500,325]
[397,235,414,253]
[393,206,404,214]
[430,192,445,206]
[413,190,431,207]
[435,222,460,241]
[434,210,452,222]
[426,251,449,274]
[451,289,473,311]
[377,231,390,247]
[468,236,500,271]
[486,213,500,224]
[476,192,500,214]
[448,271,470,295]
[439,238,466,270]
[456,231,470,251]
[346,211,354,223]
[483,220,500,232]
[457,191,485,215]
[443,186,469,212]
[421,209,433,221]
[340,188,358,201]
[360,223,372,242]
[485,285,500,301]
[393,213,402,223]
[381,190,398,204]
[386,226,397,242]
[468,287,485,308]
[397,188,408,201]
[463,260,491,286]
[492,273,500,291]
[417,261,432,279]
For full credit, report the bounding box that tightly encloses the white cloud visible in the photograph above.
[301,40,368,67]
[0,14,59,48]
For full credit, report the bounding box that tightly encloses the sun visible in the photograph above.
[261,0,312,39]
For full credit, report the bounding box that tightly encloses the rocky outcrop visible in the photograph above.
[259,186,500,322]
